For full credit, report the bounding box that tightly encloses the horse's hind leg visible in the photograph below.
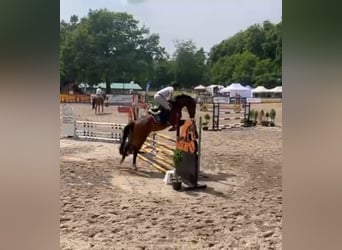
[119,144,128,164]
[119,153,126,164]
[132,148,138,171]
[119,141,133,164]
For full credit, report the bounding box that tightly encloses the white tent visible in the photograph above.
[205,84,224,96]
[219,83,252,98]
[206,84,224,89]
[252,86,270,93]
[269,86,282,93]
[245,85,253,90]
[194,84,206,90]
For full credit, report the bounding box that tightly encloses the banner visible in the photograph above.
[145,81,151,92]
[213,96,230,104]
[247,97,262,103]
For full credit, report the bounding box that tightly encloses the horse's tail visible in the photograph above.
[119,122,134,156]
[92,98,95,109]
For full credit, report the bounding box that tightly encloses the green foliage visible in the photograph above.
[60,11,281,92]
[173,40,207,88]
[249,109,255,120]
[232,51,258,83]
[265,112,270,119]
[270,109,276,121]
[144,94,154,103]
[208,20,282,87]
[60,9,167,91]
[152,59,175,87]
[173,149,183,168]
[210,51,258,84]
[254,110,259,121]
[259,110,265,122]
[200,104,208,112]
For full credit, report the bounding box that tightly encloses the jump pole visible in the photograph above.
[137,154,167,173]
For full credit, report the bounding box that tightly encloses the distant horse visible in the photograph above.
[92,94,108,114]
[119,94,197,170]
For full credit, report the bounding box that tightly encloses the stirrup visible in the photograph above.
[149,109,161,115]
[168,126,176,131]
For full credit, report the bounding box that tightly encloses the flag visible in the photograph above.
[145,81,151,92]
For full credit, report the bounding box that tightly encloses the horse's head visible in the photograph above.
[172,94,197,118]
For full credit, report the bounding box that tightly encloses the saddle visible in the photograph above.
[149,107,169,123]
[148,106,176,131]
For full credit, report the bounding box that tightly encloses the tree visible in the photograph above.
[253,59,280,88]
[60,9,166,92]
[210,52,258,84]
[243,24,266,58]
[210,55,238,84]
[208,31,246,66]
[207,20,282,87]
[173,40,207,88]
[60,19,80,84]
[152,59,175,88]
[70,15,79,25]
[232,51,258,84]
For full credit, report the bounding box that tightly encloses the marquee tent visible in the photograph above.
[205,84,224,89]
[194,84,206,90]
[269,86,282,93]
[95,82,142,90]
[205,84,224,96]
[219,83,252,98]
[252,86,270,93]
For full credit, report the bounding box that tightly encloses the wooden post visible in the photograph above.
[198,117,202,171]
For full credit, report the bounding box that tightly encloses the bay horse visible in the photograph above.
[92,94,108,114]
[119,94,197,170]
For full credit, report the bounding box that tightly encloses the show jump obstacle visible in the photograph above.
[174,119,207,190]
[137,132,176,173]
[209,96,251,131]
[60,104,125,142]
[137,119,206,190]
[75,121,124,142]
[60,94,147,142]
[61,104,206,190]
[60,93,145,105]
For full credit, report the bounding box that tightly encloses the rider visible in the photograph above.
[96,87,103,97]
[150,82,179,115]
[149,82,179,130]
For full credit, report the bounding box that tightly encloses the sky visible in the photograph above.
[60,0,282,55]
